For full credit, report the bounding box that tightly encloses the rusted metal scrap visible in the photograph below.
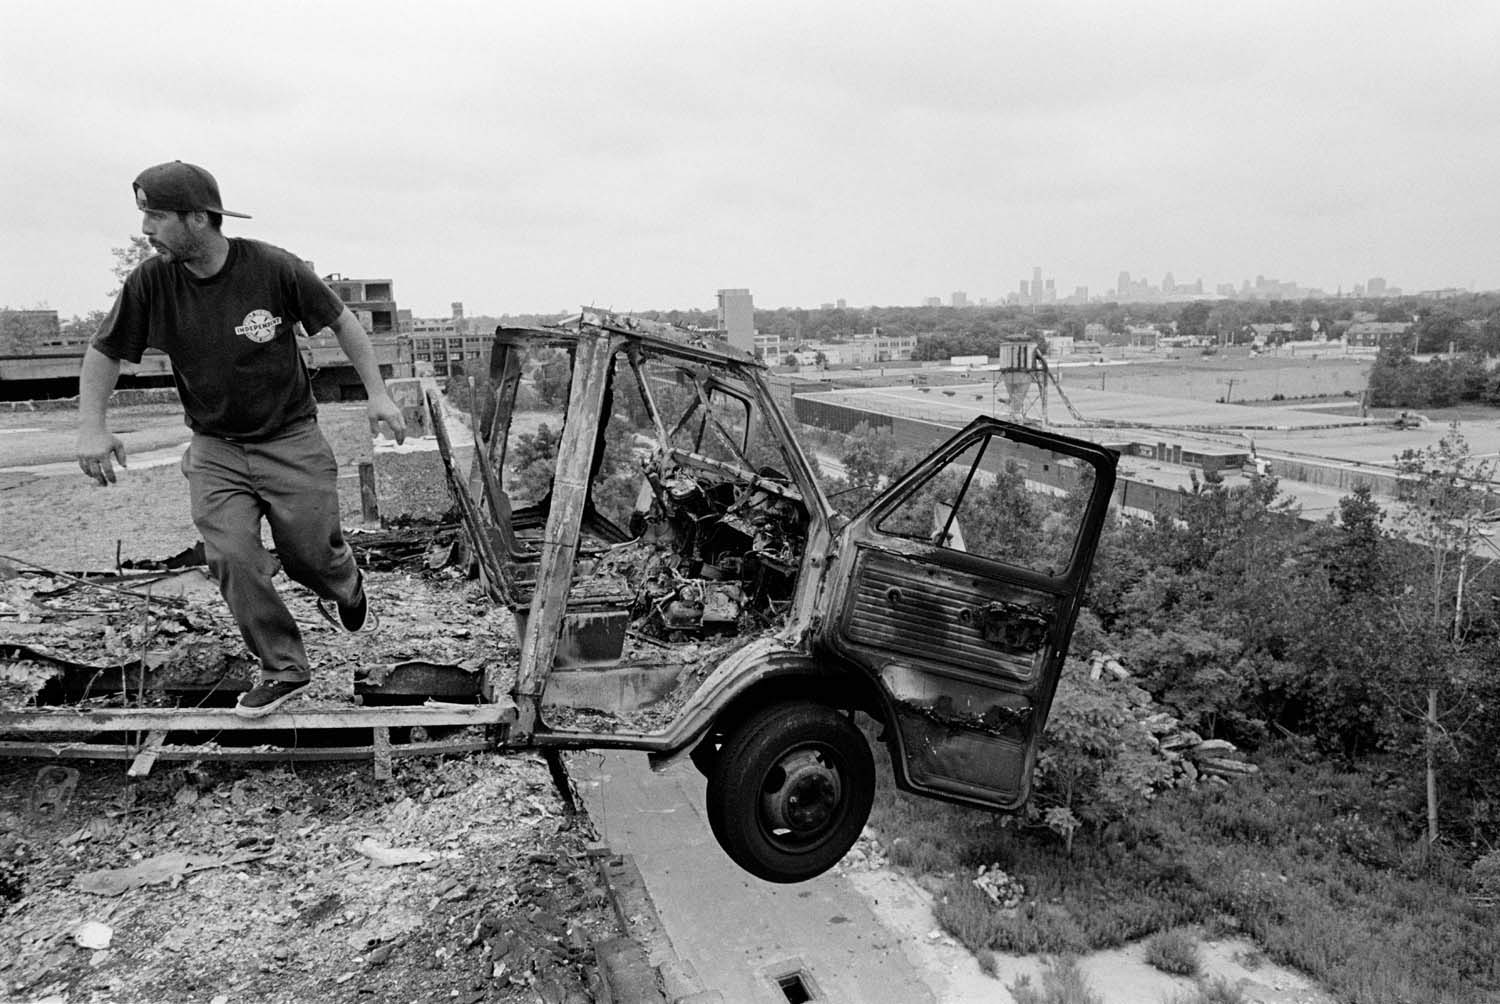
[900,695,1034,738]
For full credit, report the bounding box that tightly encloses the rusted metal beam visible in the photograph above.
[515,326,616,712]
[426,389,518,605]
[0,737,495,765]
[0,700,517,733]
[484,333,528,474]
[465,377,529,561]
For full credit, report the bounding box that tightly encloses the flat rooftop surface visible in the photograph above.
[811,383,1371,431]
[802,385,1500,472]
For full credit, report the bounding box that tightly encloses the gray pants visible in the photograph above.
[186,418,360,683]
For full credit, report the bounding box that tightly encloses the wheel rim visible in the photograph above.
[759,745,845,848]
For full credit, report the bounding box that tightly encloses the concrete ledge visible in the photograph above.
[594,935,668,1004]
[593,850,714,1004]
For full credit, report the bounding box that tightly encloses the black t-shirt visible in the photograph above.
[92,238,345,440]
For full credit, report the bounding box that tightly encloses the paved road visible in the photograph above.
[569,749,941,1004]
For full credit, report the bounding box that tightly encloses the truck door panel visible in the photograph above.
[827,418,1115,810]
[841,550,1056,686]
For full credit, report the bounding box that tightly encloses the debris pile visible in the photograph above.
[833,827,889,874]
[0,752,616,1003]
[1086,650,1259,785]
[972,864,1025,909]
[0,555,514,714]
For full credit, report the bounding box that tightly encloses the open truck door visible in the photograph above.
[823,417,1117,810]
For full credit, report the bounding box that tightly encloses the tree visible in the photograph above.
[1412,309,1467,354]
[60,309,109,345]
[109,235,155,297]
[1322,484,1390,599]
[835,422,908,514]
[1392,423,1500,846]
[1366,344,1423,407]
[1177,301,1212,342]
[531,354,572,408]
[509,423,562,502]
[1121,622,1253,739]
[1207,302,1247,345]
[1035,659,1174,846]
[1480,308,1500,356]
[959,462,1044,567]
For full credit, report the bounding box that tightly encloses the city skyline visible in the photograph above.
[3,3,1498,320]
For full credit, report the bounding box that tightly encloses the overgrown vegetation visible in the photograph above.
[1366,345,1500,409]
[1166,978,1247,1004]
[869,743,1499,1003]
[833,418,1500,1004]
[1008,957,1102,1004]
[1146,929,1201,976]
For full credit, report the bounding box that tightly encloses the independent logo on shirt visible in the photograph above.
[235,309,282,344]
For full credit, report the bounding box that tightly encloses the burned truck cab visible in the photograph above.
[442,311,1116,882]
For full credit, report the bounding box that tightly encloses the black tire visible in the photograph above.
[704,701,875,883]
[689,733,722,778]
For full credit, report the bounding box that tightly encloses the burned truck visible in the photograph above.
[0,309,1115,883]
[427,310,1117,882]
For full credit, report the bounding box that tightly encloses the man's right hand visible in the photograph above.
[76,431,127,486]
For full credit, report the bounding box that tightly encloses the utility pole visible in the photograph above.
[1217,376,1239,403]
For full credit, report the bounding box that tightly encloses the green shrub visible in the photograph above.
[1008,957,1102,1004]
[1471,849,1500,897]
[1034,659,1174,836]
[931,879,1015,954]
[1146,928,1201,976]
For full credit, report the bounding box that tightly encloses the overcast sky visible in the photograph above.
[4,1,1498,320]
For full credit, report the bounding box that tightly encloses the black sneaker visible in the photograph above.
[234,679,310,718]
[317,573,377,633]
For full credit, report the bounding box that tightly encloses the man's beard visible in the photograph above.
[153,235,205,265]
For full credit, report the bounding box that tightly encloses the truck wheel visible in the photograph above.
[689,732,722,777]
[704,702,874,883]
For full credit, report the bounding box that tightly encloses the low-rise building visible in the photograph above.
[754,332,782,362]
[1345,321,1413,348]
[323,275,398,337]
[405,303,490,378]
[872,329,917,361]
[790,329,916,368]
[304,273,407,393]
[1246,323,1299,347]
[1044,334,1075,357]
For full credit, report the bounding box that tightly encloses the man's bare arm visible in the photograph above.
[76,347,127,486]
[330,308,406,444]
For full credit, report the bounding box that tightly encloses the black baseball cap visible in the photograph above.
[132,161,251,219]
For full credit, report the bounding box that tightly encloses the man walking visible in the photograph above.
[76,161,406,718]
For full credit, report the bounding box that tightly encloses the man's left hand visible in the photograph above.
[368,395,407,445]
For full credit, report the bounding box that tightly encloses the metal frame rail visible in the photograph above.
[0,700,518,780]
